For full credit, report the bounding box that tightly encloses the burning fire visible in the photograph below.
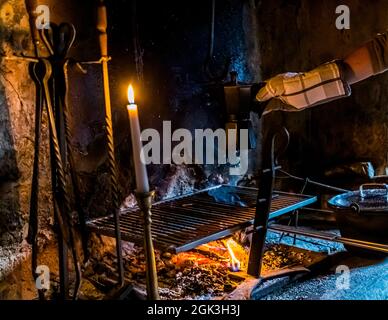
[226,239,241,272]
[195,238,247,273]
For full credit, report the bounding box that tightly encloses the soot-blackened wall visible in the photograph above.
[257,0,388,177]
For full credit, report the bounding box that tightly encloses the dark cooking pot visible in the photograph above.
[328,184,388,255]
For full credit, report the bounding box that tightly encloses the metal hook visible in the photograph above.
[203,0,231,82]
[271,127,290,166]
[39,23,76,58]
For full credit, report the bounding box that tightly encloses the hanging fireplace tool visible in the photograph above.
[23,25,83,300]
[96,0,125,288]
[15,5,88,298]
[4,0,125,299]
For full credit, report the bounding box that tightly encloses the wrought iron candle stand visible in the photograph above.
[135,191,160,300]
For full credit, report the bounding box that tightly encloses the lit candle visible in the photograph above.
[127,85,150,193]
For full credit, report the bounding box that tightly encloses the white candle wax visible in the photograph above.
[127,87,150,193]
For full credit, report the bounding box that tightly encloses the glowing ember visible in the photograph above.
[202,243,227,252]
[226,239,241,272]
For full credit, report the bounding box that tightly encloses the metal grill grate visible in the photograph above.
[87,185,317,253]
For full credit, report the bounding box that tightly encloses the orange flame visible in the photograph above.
[226,239,241,272]
[127,84,135,104]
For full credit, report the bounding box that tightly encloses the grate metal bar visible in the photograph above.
[87,185,317,253]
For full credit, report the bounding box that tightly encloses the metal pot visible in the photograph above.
[328,184,388,255]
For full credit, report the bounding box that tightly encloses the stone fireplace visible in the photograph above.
[0,0,387,301]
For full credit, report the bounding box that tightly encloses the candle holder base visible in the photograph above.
[135,190,160,300]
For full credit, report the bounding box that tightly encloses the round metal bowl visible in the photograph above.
[328,184,388,256]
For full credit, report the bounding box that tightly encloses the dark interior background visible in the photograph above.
[56,0,388,182]
[258,0,388,178]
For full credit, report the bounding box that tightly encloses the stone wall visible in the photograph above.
[257,0,388,177]
[0,0,52,250]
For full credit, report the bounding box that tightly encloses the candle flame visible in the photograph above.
[127,84,135,104]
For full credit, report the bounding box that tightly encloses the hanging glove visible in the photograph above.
[256,60,351,111]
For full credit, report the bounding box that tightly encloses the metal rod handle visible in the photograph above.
[97,0,108,57]
[96,0,124,287]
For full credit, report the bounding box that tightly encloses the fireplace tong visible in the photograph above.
[26,24,84,300]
